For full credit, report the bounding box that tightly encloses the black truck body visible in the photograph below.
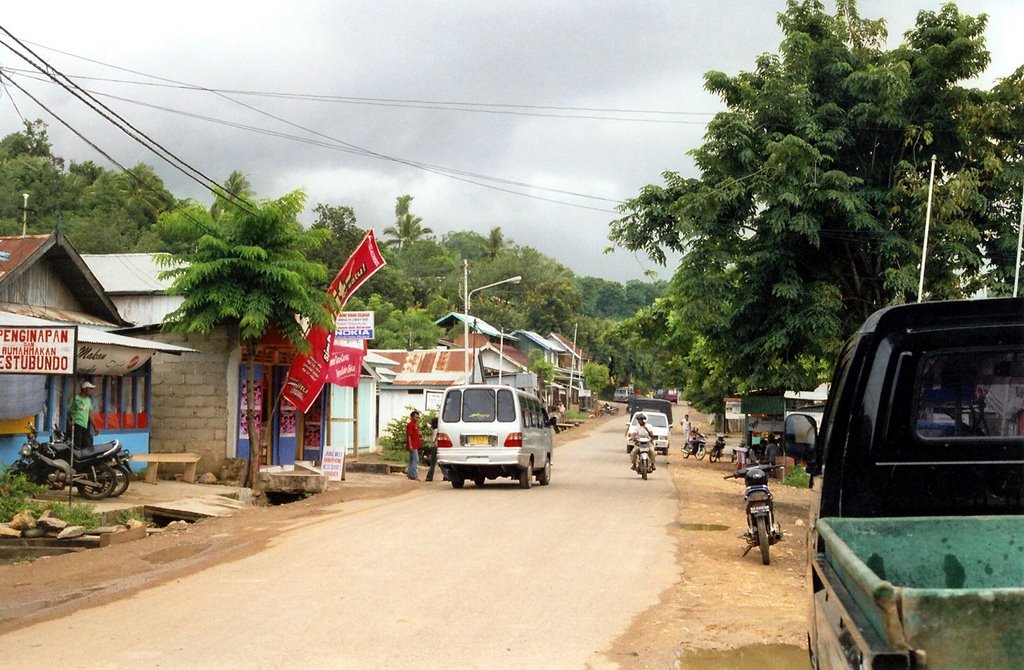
[786,297,1024,669]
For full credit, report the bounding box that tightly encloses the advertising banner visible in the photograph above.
[325,338,366,388]
[282,230,385,413]
[0,326,77,374]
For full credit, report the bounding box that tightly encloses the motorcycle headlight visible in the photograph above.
[20,444,31,457]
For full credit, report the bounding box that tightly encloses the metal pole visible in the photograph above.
[1015,179,1024,297]
[498,330,504,386]
[21,193,28,237]
[463,259,470,385]
[917,155,937,303]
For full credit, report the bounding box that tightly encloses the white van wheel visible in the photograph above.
[519,461,533,489]
[538,457,551,485]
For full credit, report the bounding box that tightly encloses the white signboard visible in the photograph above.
[322,446,345,482]
[0,326,77,374]
[425,390,443,410]
[335,311,375,340]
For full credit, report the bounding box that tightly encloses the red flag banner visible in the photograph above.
[282,230,386,412]
[325,338,366,387]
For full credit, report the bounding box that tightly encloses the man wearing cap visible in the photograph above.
[67,380,98,451]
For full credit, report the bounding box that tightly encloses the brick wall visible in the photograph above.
[144,325,240,477]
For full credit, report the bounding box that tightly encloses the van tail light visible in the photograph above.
[436,433,453,448]
[504,432,523,447]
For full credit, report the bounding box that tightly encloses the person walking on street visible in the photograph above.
[425,416,440,482]
[67,380,97,451]
[406,410,422,480]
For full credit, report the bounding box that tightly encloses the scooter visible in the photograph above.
[708,433,727,462]
[630,434,655,480]
[682,430,706,460]
[723,464,784,565]
[10,426,118,500]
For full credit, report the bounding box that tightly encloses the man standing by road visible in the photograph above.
[405,410,422,481]
[67,380,97,451]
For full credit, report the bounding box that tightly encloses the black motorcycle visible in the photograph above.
[708,433,727,462]
[11,425,119,500]
[52,425,131,497]
[682,431,706,460]
[724,464,784,565]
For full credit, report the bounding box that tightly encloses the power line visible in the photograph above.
[0,27,255,216]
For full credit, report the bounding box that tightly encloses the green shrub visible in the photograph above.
[0,466,101,528]
[0,466,41,521]
[117,509,144,525]
[782,465,810,488]
[379,408,437,463]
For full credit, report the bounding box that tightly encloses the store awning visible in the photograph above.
[0,312,195,375]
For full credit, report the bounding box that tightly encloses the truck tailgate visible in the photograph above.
[817,515,1024,669]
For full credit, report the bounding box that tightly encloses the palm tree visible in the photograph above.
[486,226,504,260]
[157,189,331,486]
[382,194,432,249]
[210,170,254,220]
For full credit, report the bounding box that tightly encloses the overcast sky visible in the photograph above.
[1,1,1020,282]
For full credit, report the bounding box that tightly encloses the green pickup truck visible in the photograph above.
[786,298,1024,669]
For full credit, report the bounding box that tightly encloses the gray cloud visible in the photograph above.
[1,1,1019,281]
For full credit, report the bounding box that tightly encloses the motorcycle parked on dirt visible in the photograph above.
[10,425,120,500]
[52,426,131,497]
[708,433,727,462]
[630,434,655,480]
[723,464,785,565]
[682,430,706,460]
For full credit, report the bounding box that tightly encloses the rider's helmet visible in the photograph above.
[636,413,646,422]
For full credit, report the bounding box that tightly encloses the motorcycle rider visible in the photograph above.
[627,413,656,471]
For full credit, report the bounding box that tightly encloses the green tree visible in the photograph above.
[610,0,1023,393]
[582,361,611,399]
[382,194,433,249]
[156,190,331,486]
[306,202,364,283]
[210,170,254,221]
[486,226,505,259]
[522,279,582,335]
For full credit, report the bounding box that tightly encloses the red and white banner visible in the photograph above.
[0,326,77,374]
[282,230,385,412]
[325,338,366,387]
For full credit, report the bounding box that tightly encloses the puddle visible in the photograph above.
[143,543,209,564]
[676,644,809,669]
[674,522,729,531]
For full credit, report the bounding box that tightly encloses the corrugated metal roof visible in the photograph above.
[0,302,118,328]
[512,329,564,351]
[434,312,509,339]
[373,348,467,387]
[0,311,194,353]
[82,253,178,294]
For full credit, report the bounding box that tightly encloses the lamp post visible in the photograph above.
[463,259,521,385]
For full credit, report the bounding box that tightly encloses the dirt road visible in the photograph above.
[0,411,811,668]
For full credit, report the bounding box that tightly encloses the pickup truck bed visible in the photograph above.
[816,515,1024,669]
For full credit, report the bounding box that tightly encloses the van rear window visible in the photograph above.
[443,388,516,423]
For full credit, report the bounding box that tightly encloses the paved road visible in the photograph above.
[3,420,680,669]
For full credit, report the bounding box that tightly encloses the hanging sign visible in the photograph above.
[0,326,77,374]
[335,311,375,340]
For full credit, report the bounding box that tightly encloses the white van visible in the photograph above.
[436,385,556,489]
[613,386,632,402]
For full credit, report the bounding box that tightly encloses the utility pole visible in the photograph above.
[917,155,937,303]
[21,193,29,236]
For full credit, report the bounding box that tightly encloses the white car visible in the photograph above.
[626,411,671,455]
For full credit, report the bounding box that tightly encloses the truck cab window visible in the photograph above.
[915,350,1024,439]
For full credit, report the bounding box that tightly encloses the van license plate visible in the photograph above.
[467,435,490,446]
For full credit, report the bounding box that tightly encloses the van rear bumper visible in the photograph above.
[437,448,529,469]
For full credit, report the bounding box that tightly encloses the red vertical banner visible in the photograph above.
[282,230,385,412]
[325,338,366,387]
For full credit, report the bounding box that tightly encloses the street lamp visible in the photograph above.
[463,259,521,384]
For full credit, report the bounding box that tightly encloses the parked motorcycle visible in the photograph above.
[708,433,727,462]
[682,430,706,460]
[11,425,119,500]
[52,425,131,497]
[602,403,619,415]
[631,434,654,480]
[723,464,785,565]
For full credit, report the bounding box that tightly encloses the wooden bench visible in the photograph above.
[130,453,202,484]
[555,422,575,433]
